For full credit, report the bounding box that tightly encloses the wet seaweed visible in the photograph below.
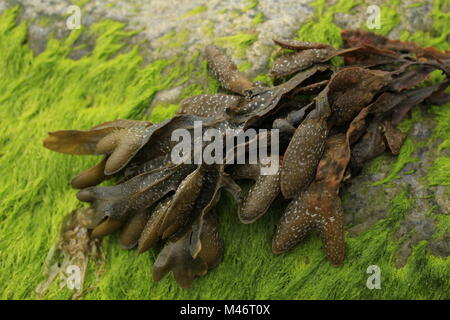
[42,30,450,290]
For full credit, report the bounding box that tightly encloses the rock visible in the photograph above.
[435,186,450,214]
[429,234,450,257]
[333,5,367,31]
[401,0,434,33]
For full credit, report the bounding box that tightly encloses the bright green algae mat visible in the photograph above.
[0,1,449,299]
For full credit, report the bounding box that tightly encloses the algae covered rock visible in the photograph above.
[0,0,448,299]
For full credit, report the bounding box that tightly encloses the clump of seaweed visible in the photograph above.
[42,30,450,290]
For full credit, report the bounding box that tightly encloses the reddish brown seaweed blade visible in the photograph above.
[342,29,406,53]
[273,180,344,265]
[43,120,151,155]
[280,115,328,199]
[270,46,359,78]
[391,85,439,125]
[291,79,329,95]
[137,196,173,254]
[76,164,196,229]
[44,128,116,155]
[425,90,450,106]
[121,154,171,183]
[195,212,223,269]
[178,93,243,118]
[346,106,370,145]
[224,130,272,167]
[278,90,330,198]
[369,83,442,121]
[71,157,109,189]
[239,169,280,224]
[91,217,124,238]
[152,211,223,288]
[272,190,314,254]
[340,44,402,67]
[382,120,407,155]
[274,134,348,264]
[328,67,391,125]
[389,64,436,92]
[270,49,333,78]
[341,30,387,48]
[152,166,224,273]
[205,45,254,96]
[127,115,218,163]
[315,134,350,188]
[420,47,450,60]
[159,166,205,239]
[96,125,152,175]
[221,174,243,204]
[44,120,153,176]
[424,79,450,106]
[119,210,151,249]
[351,120,386,168]
[368,92,406,118]
[325,47,362,60]
[96,115,217,176]
[152,236,208,288]
[419,60,450,78]
[318,196,345,266]
[273,38,331,50]
[341,29,450,60]
[241,66,325,127]
[187,166,224,259]
[75,164,178,203]
[315,134,348,267]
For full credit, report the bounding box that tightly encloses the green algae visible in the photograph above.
[295,0,401,47]
[0,2,449,301]
[407,2,425,9]
[150,103,179,123]
[296,0,362,48]
[372,139,419,186]
[252,73,273,86]
[158,29,191,50]
[389,190,414,219]
[214,33,258,59]
[376,0,401,36]
[0,6,190,299]
[201,21,215,38]
[427,103,450,187]
[363,153,387,176]
[184,5,208,17]
[428,157,450,187]
[238,61,253,72]
[71,0,90,7]
[243,0,259,12]
[251,12,265,26]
